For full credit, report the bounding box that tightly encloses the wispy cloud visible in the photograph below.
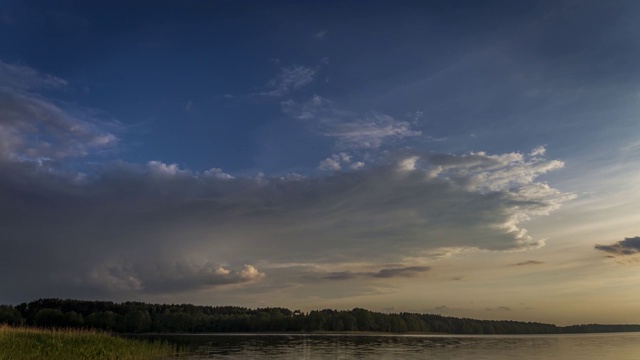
[283,95,421,149]
[0,61,67,89]
[256,65,317,97]
[314,30,327,39]
[0,60,118,161]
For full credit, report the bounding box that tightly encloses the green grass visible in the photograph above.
[0,325,177,360]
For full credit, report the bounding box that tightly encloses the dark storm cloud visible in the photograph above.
[595,236,640,256]
[0,60,574,301]
[0,148,573,302]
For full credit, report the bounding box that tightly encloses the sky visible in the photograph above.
[1,0,640,325]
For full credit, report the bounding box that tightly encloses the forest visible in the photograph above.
[1,299,639,335]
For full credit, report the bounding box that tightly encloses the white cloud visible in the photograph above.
[318,156,341,171]
[318,152,363,171]
[398,156,419,171]
[147,161,184,176]
[203,167,234,179]
[530,145,546,157]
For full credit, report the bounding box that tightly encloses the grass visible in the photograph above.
[0,325,177,360]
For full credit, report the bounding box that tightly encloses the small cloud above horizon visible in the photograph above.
[595,236,640,257]
[512,260,545,266]
[322,266,431,281]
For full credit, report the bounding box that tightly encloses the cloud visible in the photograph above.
[372,266,431,278]
[327,113,421,149]
[318,152,363,171]
[0,61,67,89]
[530,145,546,157]
[314,30,327,39]
[512,260,545,266]
[318,156,341,171]
[0,60,118,161]
[0,148,572,301]
[257,65,317,97]
[486,306,512,311]
[87,261,265,294]
[322,266,431,281]
[595,236,640,256]
[283,95,421,149]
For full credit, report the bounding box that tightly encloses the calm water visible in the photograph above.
[133,332,640,359]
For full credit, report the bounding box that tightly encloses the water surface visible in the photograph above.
[133,332,640,359]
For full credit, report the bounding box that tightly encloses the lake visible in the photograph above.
[130,332,640,359]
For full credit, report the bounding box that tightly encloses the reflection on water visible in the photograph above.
[131,332,640,360]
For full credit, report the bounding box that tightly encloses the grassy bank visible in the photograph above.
[0,325,176,360]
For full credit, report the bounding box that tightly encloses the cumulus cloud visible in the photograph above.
[318,156,341,171]
[322,266,431,281]
[0,148,572,301]
[318,152,362,171]
[595,236,640,256]
[283,95,421,149]
[0,60,118,161]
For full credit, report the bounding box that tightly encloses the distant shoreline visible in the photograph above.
[3,298,640,335]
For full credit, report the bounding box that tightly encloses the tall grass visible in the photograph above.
[0,325,177,360]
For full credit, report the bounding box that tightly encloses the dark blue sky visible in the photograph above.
[4,0,637,174]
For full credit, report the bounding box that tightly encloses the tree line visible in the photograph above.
[1,299,638,334]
